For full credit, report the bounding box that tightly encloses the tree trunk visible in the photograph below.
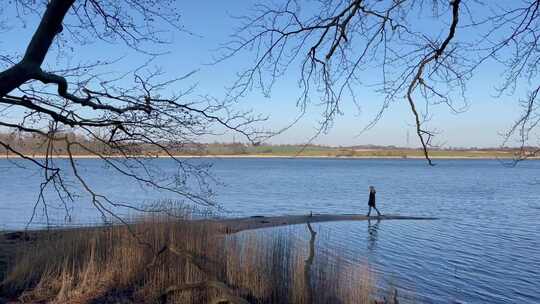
[0,0,74,97]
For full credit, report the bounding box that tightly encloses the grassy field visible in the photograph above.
[196,144,519,159]
[0,138,525,159]
[0,215,402,304]
[0,131,528,159]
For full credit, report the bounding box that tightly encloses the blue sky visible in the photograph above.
[1,1,532,148]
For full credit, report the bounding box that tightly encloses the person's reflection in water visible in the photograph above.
[367,218,381,253]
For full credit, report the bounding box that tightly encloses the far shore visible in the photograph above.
[0,153,533,160]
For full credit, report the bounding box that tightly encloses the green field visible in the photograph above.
[195,144,520,159]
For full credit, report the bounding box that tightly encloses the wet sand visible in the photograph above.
[207,213,438,234]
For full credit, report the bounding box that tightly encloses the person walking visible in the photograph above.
[367,185,382,217]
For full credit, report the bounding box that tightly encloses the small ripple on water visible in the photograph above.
[2,158,540,303]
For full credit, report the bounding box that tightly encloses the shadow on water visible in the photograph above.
[366,219,401,304]
[367,218,381,253]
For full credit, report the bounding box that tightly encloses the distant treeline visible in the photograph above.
[0,132,202,156]
[0,133,338,156]
[0,132,532,157]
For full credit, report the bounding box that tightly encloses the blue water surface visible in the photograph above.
[0,158,539,303]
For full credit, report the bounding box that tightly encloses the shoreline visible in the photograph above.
[0,213,438,234]
[209,213,438,234]
[0,213,436,283]
[0,154,532,160]
[1,213,410,303]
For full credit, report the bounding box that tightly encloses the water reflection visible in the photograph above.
[304,222,316,303]
[3,158,540,303]
[367,218,380,253]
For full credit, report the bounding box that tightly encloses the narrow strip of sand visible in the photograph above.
[207,213,438,234]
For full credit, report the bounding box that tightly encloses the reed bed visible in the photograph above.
[1,215,383,304]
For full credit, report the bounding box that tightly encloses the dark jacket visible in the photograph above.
[368,190,376,206]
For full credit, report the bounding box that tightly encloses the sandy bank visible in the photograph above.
[206,213,438,234]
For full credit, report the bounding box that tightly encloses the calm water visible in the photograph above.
[1,158,539,303]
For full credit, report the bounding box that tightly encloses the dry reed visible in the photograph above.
[1,214,380,304]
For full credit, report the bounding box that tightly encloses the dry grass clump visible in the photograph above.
[1,215,378,304]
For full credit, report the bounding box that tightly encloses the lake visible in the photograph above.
[1,158,539,303]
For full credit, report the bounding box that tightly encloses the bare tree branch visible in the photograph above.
[220,0,471,164]
[0,0,268,226]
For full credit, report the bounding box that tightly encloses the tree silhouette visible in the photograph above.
[223,0,540,164]
[0,0,264,224]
